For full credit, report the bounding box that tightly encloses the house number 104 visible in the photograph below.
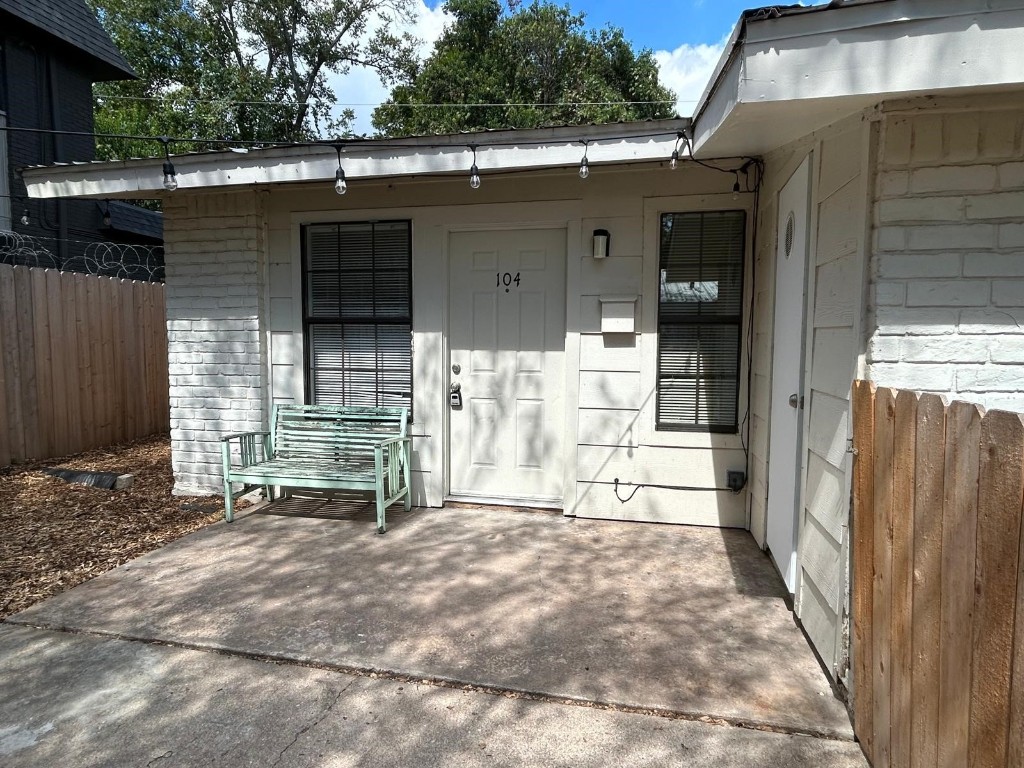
[497,272,521,292]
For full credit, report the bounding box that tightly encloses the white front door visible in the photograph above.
[767,154,812,594]
[448,229,567,505]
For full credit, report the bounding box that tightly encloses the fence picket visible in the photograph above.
[853,380,876,763]
[911,393,946,768]
[891,390,918,768]
[969,410,1024,768]
[0,264,168,466]
[1009,511,1024,766]
[872,387,897,768]
[938,401,984,768]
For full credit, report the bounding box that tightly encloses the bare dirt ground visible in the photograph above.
[0,434,243,619]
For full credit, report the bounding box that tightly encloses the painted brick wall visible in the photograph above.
[870,104,1024,412]
[162,191,265,495]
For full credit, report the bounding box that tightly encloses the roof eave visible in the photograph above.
[22,120,692,199]
[691,0,1024,159]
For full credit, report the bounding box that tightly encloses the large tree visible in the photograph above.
[372,0,676,136]
[89,0,418,158]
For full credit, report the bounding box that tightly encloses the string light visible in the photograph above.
[102,200,112,227]
[333,144,347,195]
[669,131,683,170]
[468,145,481,190]
[20,207,29,226]
[159,136,178,191]
[1,122,762,196]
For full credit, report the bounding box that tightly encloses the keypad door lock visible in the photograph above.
[449,381,463,409]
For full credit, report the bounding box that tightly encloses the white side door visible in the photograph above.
[448,229,566,505]
[767,154,812,594]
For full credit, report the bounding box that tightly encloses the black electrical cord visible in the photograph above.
[613,477,739,504]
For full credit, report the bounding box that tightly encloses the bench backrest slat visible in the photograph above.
[271,404,407,460]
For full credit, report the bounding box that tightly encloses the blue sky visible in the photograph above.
[567,1,755,50]
[333,1,818,134]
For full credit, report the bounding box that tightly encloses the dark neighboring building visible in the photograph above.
[0,0,163,279]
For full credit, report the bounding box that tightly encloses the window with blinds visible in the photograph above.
[656,210,745,432]
[303,221,412,412]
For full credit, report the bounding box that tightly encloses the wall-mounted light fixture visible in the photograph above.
[593,228,610,259]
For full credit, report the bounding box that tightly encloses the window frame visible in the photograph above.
[300,219,414,413]
[639,194,753,449]
[655,209,746,434]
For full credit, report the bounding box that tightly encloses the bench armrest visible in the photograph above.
[220,431,271,442]
[221,431,272,471]
[376,436,411,449]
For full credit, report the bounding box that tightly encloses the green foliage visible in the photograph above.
[372,0,676,136]
[89,0,418,158]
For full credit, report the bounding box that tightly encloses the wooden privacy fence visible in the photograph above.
[852,381,1024,768]
[0,264,169,466]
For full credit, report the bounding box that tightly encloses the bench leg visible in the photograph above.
[265,484,275,502]
[223,480,235,523]
[375,494,386,534]
[402,446,412,512]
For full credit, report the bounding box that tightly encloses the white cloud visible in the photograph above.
[653,39,728,118]
[326,0,452,136]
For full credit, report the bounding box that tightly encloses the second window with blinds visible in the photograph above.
[656,210,745,433]
[302,221,413,414]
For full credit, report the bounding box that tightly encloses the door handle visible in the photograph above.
[788,393,804,410]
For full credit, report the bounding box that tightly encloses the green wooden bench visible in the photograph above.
[220,404,411,533]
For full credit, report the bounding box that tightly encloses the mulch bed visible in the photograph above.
[0,434,244,620]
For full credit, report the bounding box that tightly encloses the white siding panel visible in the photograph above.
[579,333,641,372]
[804,451,847,543]
[574,482,746,527]
[269,297,293,333]
[577,408,640,447]
[576,444,745,484]
[797,572,839,674]
[807,388,851,471]
[813,252,859,328]
[580,256,643,294]
[270,331,296,366]
[268,263,293,297]
[810,328,856,400]
[799,513,843,612]
[578,370,641,410]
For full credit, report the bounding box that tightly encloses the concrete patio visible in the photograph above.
[1,501,867,766]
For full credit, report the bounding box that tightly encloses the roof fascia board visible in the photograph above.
[693,0,1024,157]
[22,129,689,199]
[745,0,1024,45]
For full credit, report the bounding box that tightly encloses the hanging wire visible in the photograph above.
[94,92,688,108]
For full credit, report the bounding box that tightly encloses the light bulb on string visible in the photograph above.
[469,145,481,189]
[669,131,685,170]
[333,144,347,195]
[20,208,29,226]
[159,136,178,191]
[579,140,590,179]
[732,172,741,200]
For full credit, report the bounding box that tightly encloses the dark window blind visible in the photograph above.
[656,211,745,432]
[303,221,412,411]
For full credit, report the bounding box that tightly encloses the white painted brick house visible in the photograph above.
[23,0,1024,692]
